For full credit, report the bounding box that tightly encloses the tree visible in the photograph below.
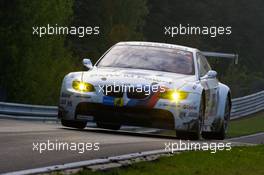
[0,0,76,104]
[70,0,148,62]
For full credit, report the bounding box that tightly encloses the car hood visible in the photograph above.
[82,67,196,89]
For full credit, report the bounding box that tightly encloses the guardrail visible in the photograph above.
[231,90,264,119]
[0,90,263,121]
[0,102,57,120]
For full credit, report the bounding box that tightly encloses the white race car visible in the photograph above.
[58,42,238,140]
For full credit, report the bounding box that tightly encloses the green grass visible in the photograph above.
[228,112,264,137]
[76,145,264,175]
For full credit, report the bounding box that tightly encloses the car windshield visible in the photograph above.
[97,45,194,75]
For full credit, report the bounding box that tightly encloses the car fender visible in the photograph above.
[213,83,231,131]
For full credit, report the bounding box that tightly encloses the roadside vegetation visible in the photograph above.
[75,145,264,175]
[227,111,264,137]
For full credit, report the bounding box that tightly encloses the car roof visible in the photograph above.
[116,41,198,53]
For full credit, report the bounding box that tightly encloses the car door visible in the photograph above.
[197,53,219,119]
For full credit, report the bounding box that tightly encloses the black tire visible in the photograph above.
[96,122,121,130]
[61,119,87,129]
[176,131,200,140]
[202,98,230,140]
[176,95,204,140]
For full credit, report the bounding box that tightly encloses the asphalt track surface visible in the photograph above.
[0,119,263,174]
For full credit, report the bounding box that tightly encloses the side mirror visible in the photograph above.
[201,70,217,80]
[82,58,93,70]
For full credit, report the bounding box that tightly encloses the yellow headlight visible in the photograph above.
[72,80,95,92]
[159,90,189,102]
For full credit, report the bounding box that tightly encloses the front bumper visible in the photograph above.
[58,89,201,131]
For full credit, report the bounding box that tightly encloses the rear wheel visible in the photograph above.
[176,96,204,140]
[96,122,121,130]
[61,119,87,129]
[202,98,230,140]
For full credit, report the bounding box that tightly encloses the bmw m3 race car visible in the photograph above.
[58,41,238,140]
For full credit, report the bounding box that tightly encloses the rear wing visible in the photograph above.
[201,51,239,64]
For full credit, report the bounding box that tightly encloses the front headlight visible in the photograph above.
[72,80,95,92]
[159,90,189,102]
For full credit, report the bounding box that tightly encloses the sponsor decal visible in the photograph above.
[103,96,124,107]
[182,104,197,110]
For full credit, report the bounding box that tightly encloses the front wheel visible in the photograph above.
[176,130,201,140]
[202,98,230,140]
[176,96,204,140]
[61,119,87,129]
